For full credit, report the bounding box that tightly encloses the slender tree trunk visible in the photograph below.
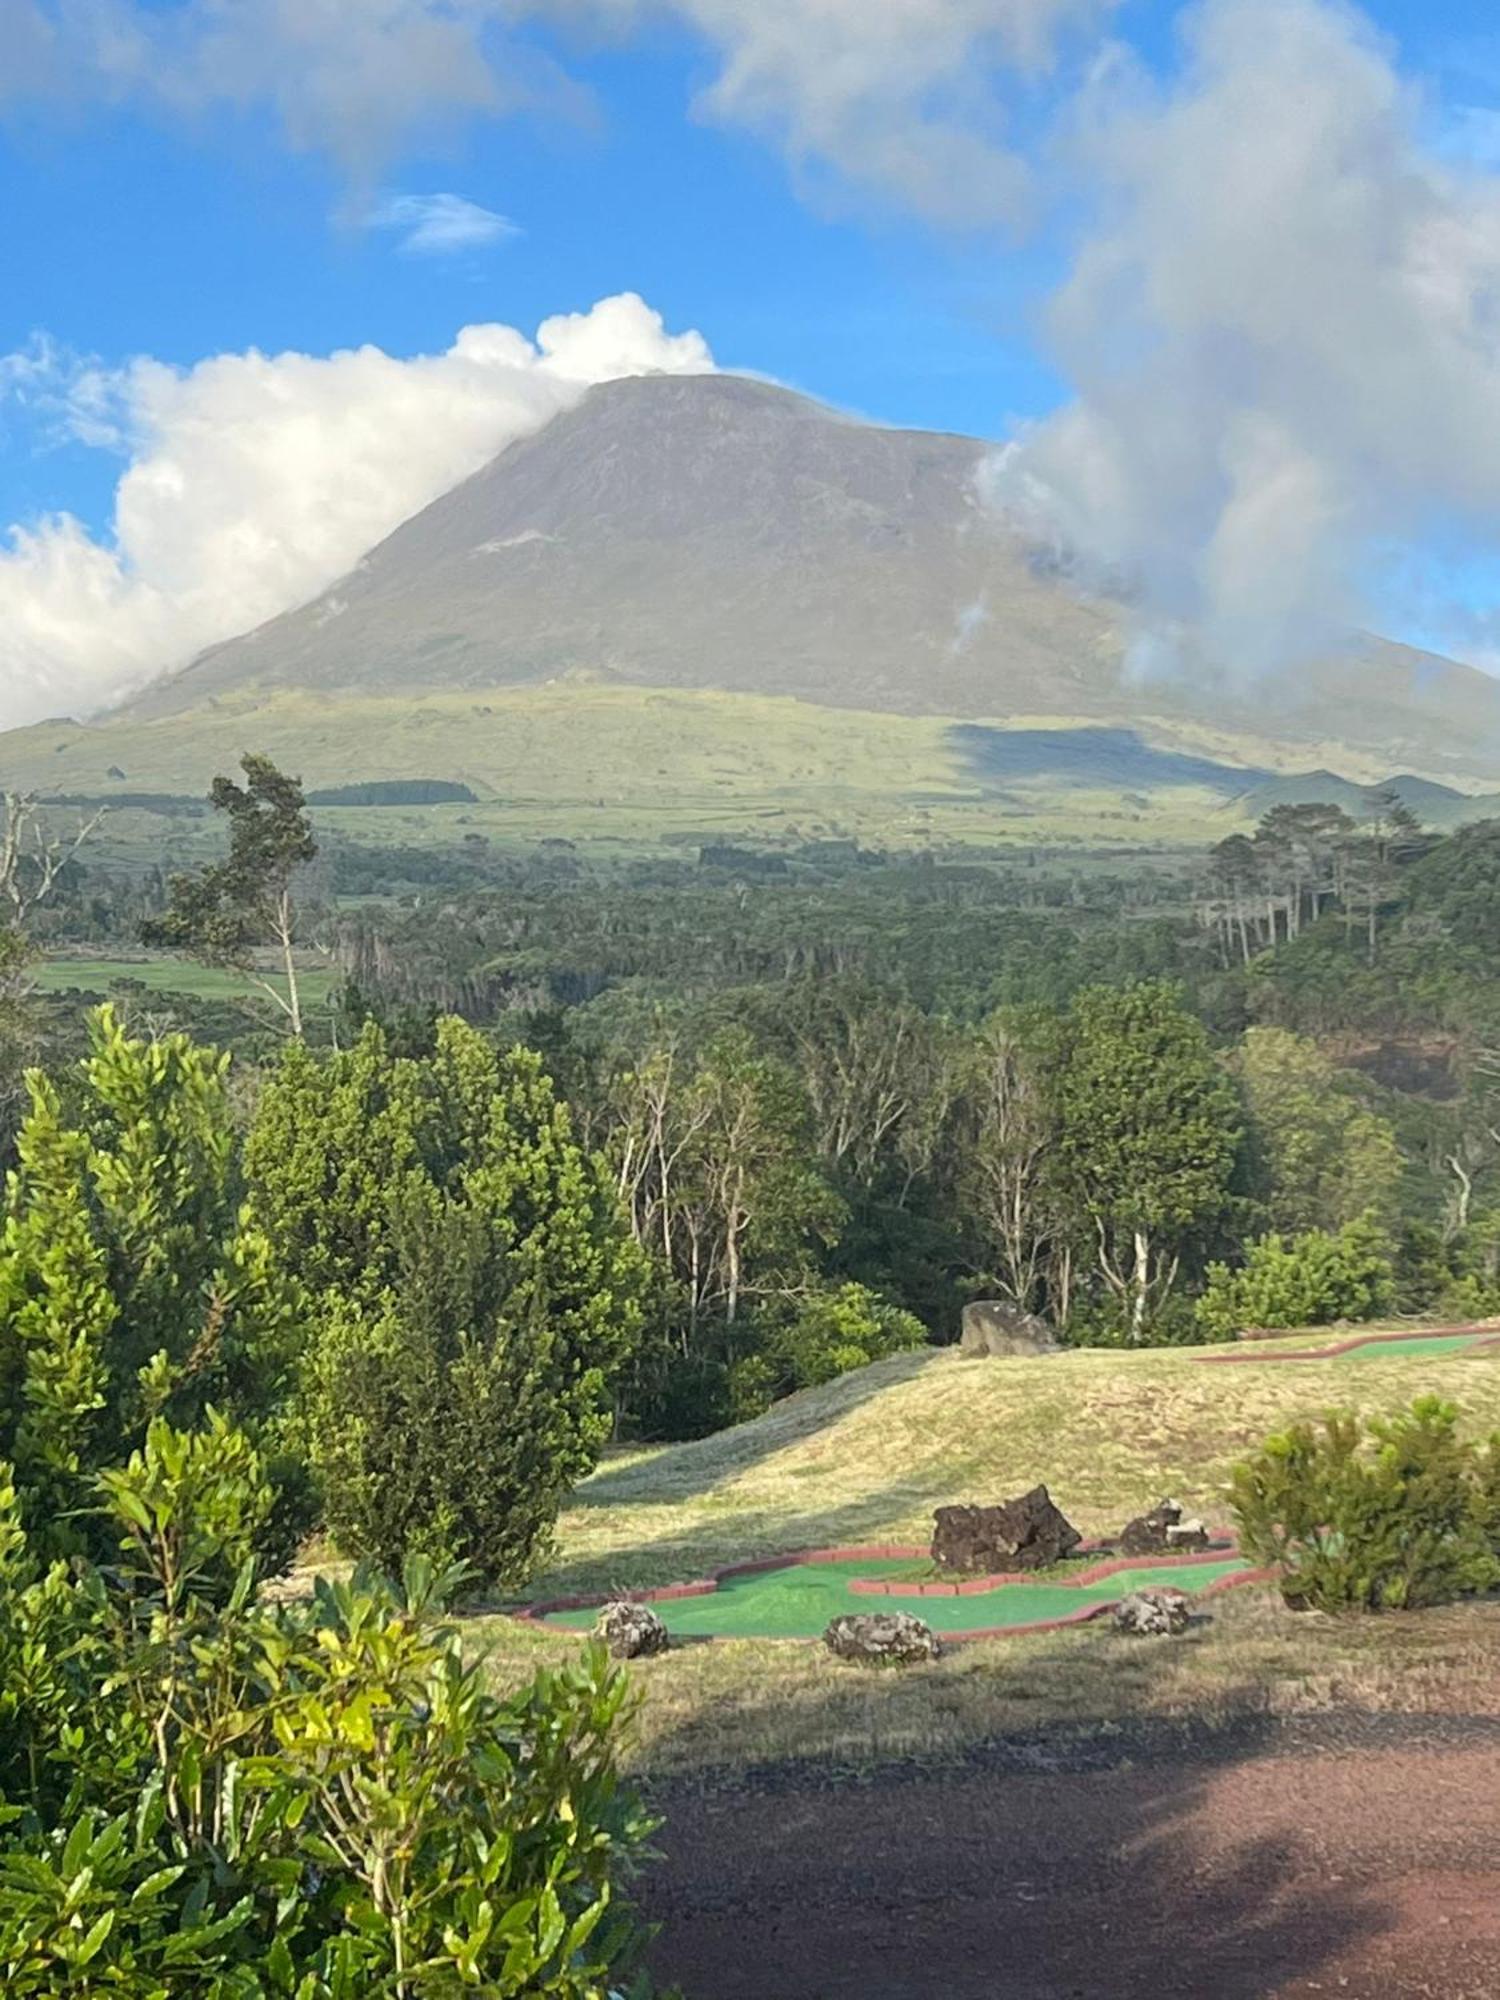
[276,888,303,1036]
[1130,1229,1150,1344]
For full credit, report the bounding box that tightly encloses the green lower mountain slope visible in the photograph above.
[6,685,1498,861]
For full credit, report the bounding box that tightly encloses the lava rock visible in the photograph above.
[958,1300,1058,1358]
[1118,1498,1211,1556]
[823,1611,940,1666]
[1113,1588,1192,1637]
[595,1601,670,1659]
[932,1486,1082,1573]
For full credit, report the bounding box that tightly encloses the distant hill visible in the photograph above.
[120,373,1500,788]
[1227,770,1500,829]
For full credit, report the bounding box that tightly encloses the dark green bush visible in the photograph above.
[248,1020,647,1585]
[726,1283,926,1419]
[1230,1396,1500,1612]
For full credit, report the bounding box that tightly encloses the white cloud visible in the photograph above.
[991,0,1500,677]
[367,191,518,254]
[1,0,1113,219]
[576,0,1114,221]
[0,294,712,731]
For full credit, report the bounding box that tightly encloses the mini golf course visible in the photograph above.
[1203,1324,1500,1366]
[524,1543,1262,1643]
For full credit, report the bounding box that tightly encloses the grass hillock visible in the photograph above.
[538,1338,1500,1597]
[471,1336,1500,1778]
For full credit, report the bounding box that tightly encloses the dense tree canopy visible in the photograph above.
[247,1018,647,1581]
[1051,983,1242,1339]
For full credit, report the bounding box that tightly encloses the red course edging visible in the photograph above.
[847,1542,1246,1598]
[515,1534,1273,1644]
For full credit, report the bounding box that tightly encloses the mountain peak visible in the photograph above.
[117,372,1500,783]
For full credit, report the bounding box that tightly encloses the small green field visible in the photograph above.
[541,1552,1250,1639]
[33,956,340,1006]
[1334,1331,1497,1362]
[1207,1328,1500,1365]
[0,684,1446,867]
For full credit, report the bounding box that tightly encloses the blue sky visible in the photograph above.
[2,0,1500,726]
[0,15,1077,538]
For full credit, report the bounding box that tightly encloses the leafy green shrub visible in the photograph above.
[248,1020,647,1585]
[1230,1396,1500,1612]
[1061,1292,1201,1348]
[1433,1211,1500,1320]
[715,1284,926,1424]
[0,1007,303,1563]
[1195,1217,1393,1342]
[0,1416,661,1996]
[770,1282,927,1388]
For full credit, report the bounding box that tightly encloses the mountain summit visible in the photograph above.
[125,373,1500,780]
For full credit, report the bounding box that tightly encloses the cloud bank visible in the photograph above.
[993,0,1500,678]
[2,0,1111,220]
[581,0,1114,222]
[0,295,712,732]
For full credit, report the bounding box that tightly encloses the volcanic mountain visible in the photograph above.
[120,372,1500,785]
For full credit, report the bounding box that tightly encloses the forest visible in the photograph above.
[10,770,1500,1442]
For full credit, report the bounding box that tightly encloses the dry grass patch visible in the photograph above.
[470,1584,1500,1782]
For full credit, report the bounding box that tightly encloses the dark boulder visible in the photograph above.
[1113,1587,1191,1637]
[823,1611,940,1666]
[932,1486,1082,1573]
[595,1600,670,1659]
[959,1300,1058,1358]
[1118,1498,1211,1557]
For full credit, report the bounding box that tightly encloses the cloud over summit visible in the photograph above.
[0,296,713,732]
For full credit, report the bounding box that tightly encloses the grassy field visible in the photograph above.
[469,1335,1500,1778]
[33,954,341,1006]
[0,683,1461,866]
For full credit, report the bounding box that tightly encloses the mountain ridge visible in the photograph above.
[117,372,1500,788]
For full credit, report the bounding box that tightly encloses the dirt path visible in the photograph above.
[643,1717,1500,1999]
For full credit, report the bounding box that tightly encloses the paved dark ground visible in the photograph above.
[643,1716,1500,1999]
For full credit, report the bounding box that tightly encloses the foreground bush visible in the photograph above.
[0,1007,302,1566]
[0,1415,660,1996]
[1230,1396,1500,1612]
[1195,1217,1393,1342]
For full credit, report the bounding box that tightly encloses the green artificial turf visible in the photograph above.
[540,1555,1251,1640]
[1335,1332,1497,1362]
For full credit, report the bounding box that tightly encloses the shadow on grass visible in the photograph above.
[641,1697,1387,2000]
[526,1483,942,1601]
[576,1349,942,1512]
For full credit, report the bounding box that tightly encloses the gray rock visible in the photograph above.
[1118,1498,1210,1556]
[959,1300,1058,1358]
[932,1487,1082,1573]
[823,1611,940,1667]
[1165,1516,1210,1550]
[1113,1588,1192,1637]
[595,1600,670,1660]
